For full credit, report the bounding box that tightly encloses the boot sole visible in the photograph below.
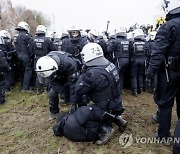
[95,128,116,145]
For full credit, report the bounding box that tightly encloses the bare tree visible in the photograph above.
[0,0,51,36]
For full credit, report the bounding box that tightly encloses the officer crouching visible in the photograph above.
[53,43,127,145]
[0,37,11,104]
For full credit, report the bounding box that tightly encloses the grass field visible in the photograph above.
[0,84,178,154]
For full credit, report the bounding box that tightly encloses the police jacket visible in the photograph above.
[61,36,88,62]
[146,14,180,85]
[0,50,11,73]
[3,39,15,52]
[47,51,80,104]
[107,36,130,58]
[15,30,32,56]
[129,37,147,59]
[32,34,58,57]
[75,62,121,111]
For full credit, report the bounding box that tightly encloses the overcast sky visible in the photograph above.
[11,0,164,33]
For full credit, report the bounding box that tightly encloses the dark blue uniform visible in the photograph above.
[146,14,180,139]
[106,35,116,62]
[32,33,58,91]
[75,62,123,113]
[130,37,148,95]
[0,50,11,104]
[107,35,130,91]
[47,51,80,114]
[15,30,33,91]
[53,105,102,142]
[1,38,16,91]
[61,36,88,63]
[146,40,157,92]
[53,61,126,143]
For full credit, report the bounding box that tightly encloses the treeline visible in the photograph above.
[0,0,50,36]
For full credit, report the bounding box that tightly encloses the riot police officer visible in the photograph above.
[32,25,58,93]
[145,31,158,93]
[15,21,33,92]
[36,51,81,119]
[75,43,127,145]
[0,37,11,104]
[0,30,16,92]
[61,25,88,64]
[146,0,180,140]
[107,27,130,92]
[130,28,148,96]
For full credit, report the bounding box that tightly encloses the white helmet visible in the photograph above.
[89,29,98,37]
[46,31,54,39]
[161,0,180,14]
[67,24,81,32]
[36,56,58,78]
[133,28,144,38]
[116,27,127,37]
[0,30,11,39]
[16,21,30,33]
[67,24,82,38]
[36,25,47,34]
[81,43,104,63]
[88,29,99,41]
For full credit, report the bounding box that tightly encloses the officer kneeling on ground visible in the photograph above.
[53,43,127,145]
[36,50,84,119]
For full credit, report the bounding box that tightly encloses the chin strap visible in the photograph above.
[36,66,57,73]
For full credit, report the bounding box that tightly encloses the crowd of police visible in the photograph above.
[0,0,180,152]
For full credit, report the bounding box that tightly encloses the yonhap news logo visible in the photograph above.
[119,133,133,148]
[119,133,180,148]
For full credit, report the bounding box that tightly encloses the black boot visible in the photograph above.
[95,126,115,145]
[103,112,128,132]
[138,88,143,94]
[113,116,128,132]
[132,89,137,96]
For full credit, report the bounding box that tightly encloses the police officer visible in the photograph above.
[75,43,127,145]
[145,31,158,93]
[58,30,69,51]
[130,28,148,96]
[0,37,11,104]
[15,21,33,92]
[61,25,88,64]
[146,0,180,140]
[107,27,130,92]
[0,30,16,92]
[32,25,58,94]
[36,51,81,119]
[53,105,104,143]
[106,31,117,62]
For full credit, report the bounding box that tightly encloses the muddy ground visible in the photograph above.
[0,84,178,154]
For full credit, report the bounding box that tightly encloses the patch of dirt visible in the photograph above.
[0,86,177,154]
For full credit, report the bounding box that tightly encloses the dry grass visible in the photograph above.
[0,84,178,154]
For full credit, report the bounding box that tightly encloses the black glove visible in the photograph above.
[69,105,77,114]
